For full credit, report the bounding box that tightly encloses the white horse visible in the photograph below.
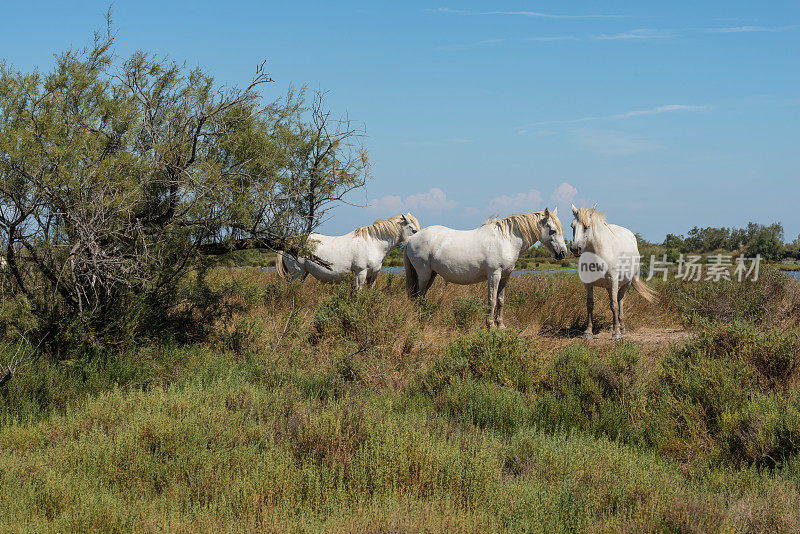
[569,204,657,340]
[276,213,421,289]
[404,208,569,328]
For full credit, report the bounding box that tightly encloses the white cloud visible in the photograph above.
[521,104,708,129]
[369,188,457,214]
[437,39,504,51]
[571,129,663,156]
[609,104,708,119]
[552,182,579,204]
[524,36,579,42]
[368,194,404,213]
[707,25,796,33]
[487,188,543,214]
[589,29,675,40]
[432,7,623,19]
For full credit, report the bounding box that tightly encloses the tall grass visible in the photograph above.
[1,267,799,531]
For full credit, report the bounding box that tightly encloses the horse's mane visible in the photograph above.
[353,214,421,240]
[575,208,613,233]
[489,210,562,247]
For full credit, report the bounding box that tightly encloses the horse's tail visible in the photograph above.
[275,251,291,279]
[403,247,418,298]
[632,275,658,303]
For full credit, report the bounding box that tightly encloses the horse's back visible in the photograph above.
[407,225,489,259]
[406,224,515,283]
[607,224,639,254]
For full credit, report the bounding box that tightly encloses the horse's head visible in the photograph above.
[570,203,598,257]
[539,208,568,261]
[399,213,421,243]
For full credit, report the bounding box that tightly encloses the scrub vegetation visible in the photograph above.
[1,266,799,532]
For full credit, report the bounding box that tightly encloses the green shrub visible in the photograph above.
[312,283,398,343]
[636,320,800,465]
[452,297,485,328]
[531,344,640,440]
[221,316,265,355]
[438,376,531,433]
[722,392,800,466]
[418,329,533,395]
[667,267,794,327]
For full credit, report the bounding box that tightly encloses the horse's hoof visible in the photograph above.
[612,333,622,341]
[620,327,626,334]
[496,322,507,329]
[582,332,593,340]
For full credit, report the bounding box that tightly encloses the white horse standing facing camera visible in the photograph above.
[569,204,657,340]
[276,213,421,289]
[404,208,569,328]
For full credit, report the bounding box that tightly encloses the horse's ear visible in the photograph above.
[590,203,597,212]
[552,207,558,216]
[544,207,550,219]
[401,214,408,222]
[571,203,578,216]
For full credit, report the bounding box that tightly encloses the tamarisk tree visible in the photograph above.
[0,28,367,327]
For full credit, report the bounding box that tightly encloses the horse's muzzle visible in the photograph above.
[555,252,566,261]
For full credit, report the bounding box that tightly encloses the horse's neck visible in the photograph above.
[506,232,536,257]
[512,218,542,252]
[367,232,400,256]
[588,223,613,257]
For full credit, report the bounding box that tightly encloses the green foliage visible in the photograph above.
[221,316,265,355]
[662,221,789,259]
[415,319,800,470]
[636,320,800,466]
[746,223,786,261]
[312,282,399,343]
[451,296,485,328]
[418,329,534,395]
[668,266,794,327]
[0,26,367,352]
[1,271,800,531]
[2,341,798,531]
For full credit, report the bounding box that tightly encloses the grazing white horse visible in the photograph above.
[404,208,569,328]
[569,204,657,340]
[276,213,421,289]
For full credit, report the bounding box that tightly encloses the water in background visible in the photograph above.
[260,265,799,280]
[379,266,576,277]
[260,266,577,276]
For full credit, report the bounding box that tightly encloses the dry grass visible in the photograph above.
[1,267,799,532]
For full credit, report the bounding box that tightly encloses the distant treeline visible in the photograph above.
[638,222,797,262]
[517,221,796,264]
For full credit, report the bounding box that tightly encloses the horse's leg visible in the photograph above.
[486,271,502,328]
[617,284,629,334]
[354,270,368,290]
[416,269,432,298]
[608,278,621,340]
[495,274,511,329]
[367,271,378,289]
[583,284,594,339]
[423,271,438,295]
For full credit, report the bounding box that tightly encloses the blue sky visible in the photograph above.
[2,1,798,241]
